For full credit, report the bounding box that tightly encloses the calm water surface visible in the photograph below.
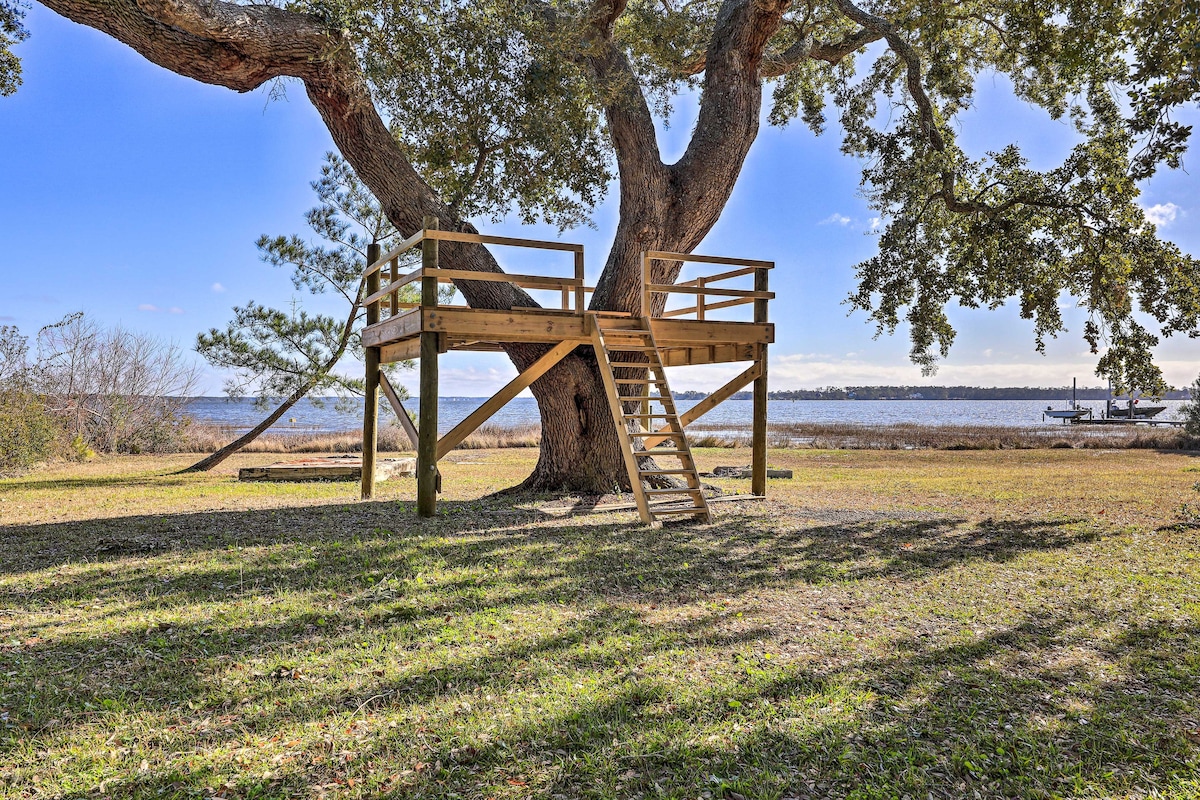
[185,396,1188,437]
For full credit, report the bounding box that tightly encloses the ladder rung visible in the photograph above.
[629,431,683,437]
[606,345,658,351]
[638,468,696,475]
[645,488,703,495]
[624,413,675,419]
[651,507,710,516]
[614,378,665,384]
[646,449,689,456]
[625,395,666,402]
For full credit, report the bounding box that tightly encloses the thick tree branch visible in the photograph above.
[675,25,881,77]
[671,0,789,244]
[40,0,540,316]
[832,0,1076,219]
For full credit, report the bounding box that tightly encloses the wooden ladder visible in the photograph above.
[590,318,712,525]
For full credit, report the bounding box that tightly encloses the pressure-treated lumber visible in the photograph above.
[591,320,712,524]
[379,372,417,449]
[363,266,422,307]
[380,337,422,364]
[417,217,439,517]
[435,339,578,459]
[591,325,653,524]
[752,267,770,496]
[359,233,772,521]
[242,456,414,483]
[422,229,583,252]
[642,361,763,448]
[645,284,774,299]
[645,250,774,269]
[364,230,425,278]
[361,242,382,501]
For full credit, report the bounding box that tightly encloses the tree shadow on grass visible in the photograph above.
[29,610,1200,799]
[0,472,199,493]
[4,499,1175,799]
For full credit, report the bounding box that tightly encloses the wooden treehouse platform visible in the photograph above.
[358,222,774,526]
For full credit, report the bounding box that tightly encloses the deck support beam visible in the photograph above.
[361,242,382,500]
[436,339,578,460]
[642,361,763,449]
[380,372,418,449]
[417,218,440,517]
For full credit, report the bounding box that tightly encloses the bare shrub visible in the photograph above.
[35,313,199,453]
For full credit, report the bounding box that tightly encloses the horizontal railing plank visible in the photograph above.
[660,296,755,318]
[365,230,425,277]
[362,266,424,306]
[645,284,774,299]
[424,230,583,252]
[645,250,773,269]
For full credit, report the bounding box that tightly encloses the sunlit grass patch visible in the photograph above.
[2,449,1199,798]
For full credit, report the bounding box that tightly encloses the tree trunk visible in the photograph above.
[38,0,782,494]
[179,385,312,472]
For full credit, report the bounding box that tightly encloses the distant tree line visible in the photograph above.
[675,386,1193,402]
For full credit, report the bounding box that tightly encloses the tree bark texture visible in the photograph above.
[38,0,793,492]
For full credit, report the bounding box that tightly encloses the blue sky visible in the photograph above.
[2,5,1197,397]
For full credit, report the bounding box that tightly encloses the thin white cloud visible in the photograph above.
[211,282,226,293]
[1143,202,1181,227]
[138,303,160,312]
[868,217,882,231]
[169,307,185,314]
[819,213,852,226]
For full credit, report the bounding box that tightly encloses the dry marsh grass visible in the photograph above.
[183,423,542,454]
[1,448,1199,798]
[182,421,1198,456]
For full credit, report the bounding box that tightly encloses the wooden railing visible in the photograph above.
[641,250,774,320]
[362,233,774,324]
[362,229,588,320]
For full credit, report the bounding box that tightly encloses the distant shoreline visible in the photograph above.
[184,387,1193,403]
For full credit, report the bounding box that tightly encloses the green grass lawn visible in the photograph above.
[2,448,1199,799]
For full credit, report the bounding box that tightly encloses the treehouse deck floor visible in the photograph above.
[362,307,773,366]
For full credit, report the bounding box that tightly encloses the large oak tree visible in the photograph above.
[19,0,1200,491]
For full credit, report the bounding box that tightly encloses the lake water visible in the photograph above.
[185,396,1189,437]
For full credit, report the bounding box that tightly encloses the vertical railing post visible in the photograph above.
[389,256,399,317]
[361,242,382,500]
[417,217,440,517]
[751,265,770,497]
[574,248,586,313]
[696,276,705,321]
[640,252,649,318]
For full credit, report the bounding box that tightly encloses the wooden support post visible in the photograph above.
[417,217,440,517]
[361,242,382,500]
[752,267,769,497]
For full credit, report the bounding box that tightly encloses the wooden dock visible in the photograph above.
[1072,417,1185,428]
[357,223,774,525]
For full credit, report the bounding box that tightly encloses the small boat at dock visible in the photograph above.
[1043,406,1092,422]
[1106,403,1167,419]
